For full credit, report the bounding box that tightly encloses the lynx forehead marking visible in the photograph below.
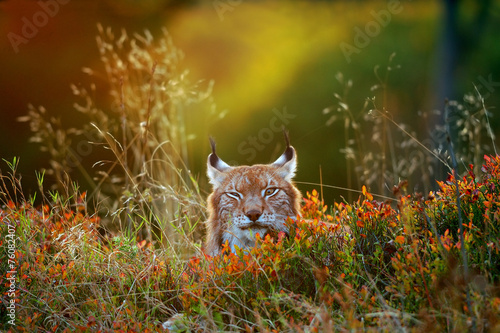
[205,133,301,255]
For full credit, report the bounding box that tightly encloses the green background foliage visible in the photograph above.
[1,0,499,202]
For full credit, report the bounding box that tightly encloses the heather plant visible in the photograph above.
[1,159,182,331]
[430,157,500,282]
[2,155,500,331]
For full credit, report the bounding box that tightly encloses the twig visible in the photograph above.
[474,84,498,156]
[445,100,475,330]
[294,181,396,202]
[373,109,451,171]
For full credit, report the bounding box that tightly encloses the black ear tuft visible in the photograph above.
[207,137,232,186]
[283,128,290,148]
[209,137,217,155]
[281,128,294,162]
[272,130,297,181]
[208,137,220,167]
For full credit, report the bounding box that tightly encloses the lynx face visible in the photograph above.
[205,134,301,255]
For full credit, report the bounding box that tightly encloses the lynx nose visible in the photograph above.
[246,210,262,222]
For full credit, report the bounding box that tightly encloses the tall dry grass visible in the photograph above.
[19,25,224,256]
[323,54,498,199]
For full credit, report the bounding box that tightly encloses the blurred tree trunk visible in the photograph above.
[431,0,493,184]
[435,0,458,109]
[434,0,493,108]
[430,0,459,187]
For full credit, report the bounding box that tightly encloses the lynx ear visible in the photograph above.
[272,130,297,182]
[207,137,232,187]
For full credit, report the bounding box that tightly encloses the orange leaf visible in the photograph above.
[362,185,373,201]
[395,235,405,245]
[356,220,365,228]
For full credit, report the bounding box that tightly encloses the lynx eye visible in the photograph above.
[225,191,242,200]
[263,187,279,197]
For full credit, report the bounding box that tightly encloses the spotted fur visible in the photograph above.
[205,133,301,255]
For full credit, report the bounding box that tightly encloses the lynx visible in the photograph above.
[204,133,301,255]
